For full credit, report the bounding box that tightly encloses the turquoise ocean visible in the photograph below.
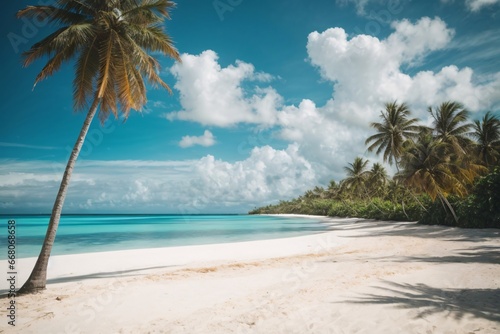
[1,214,328,259]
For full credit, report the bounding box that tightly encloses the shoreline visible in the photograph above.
[1,217,499,333]
[0,215,343,293]
[1,213,331,262]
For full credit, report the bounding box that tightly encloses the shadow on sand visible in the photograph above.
[399,245,500,265]
[328,219,500,243]
[346,281,500,323]
[0,264,176,298]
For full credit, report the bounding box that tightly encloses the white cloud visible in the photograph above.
[306,17,454,120]
[164,50,282,127]
[466,0,500,11]
[387,17,454,64]
[306,17,500,122]
[0,149,317,213]
[190,144,316,206]
[276,99,364,182]
[179,130,216,148]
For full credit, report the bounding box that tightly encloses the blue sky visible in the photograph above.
[1,0,499,214]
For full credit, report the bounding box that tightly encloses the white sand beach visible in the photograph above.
[1,217,499,333]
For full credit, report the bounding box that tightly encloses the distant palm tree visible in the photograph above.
[341,157,370,198]
[326,180,340,199]
[429,101,486,187]
[428,101,473,157]
[385,179,408,203]
[313,186,327,199]
[17,0,180,294]
[303,190,316,199]
[367,162,389,197]
[471,111,500,168]
[365,101,420,170]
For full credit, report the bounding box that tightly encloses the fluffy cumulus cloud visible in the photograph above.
[189,145,316,207]
[276,99,364,182]
[307,17,500,123]
[165,50,282,127]
[179,130,216,148]
[307,17,454,123]
[0,148,316,213]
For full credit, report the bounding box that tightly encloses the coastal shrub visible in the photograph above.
[309,199,332,215]
[400,195,432,221]
[418,197,459,226]
[419,168,500,228]
[251,195,431,222]
[457,167,500,228]
[251,188,437,223]
[325,197,429,222]
[328,201,357,218]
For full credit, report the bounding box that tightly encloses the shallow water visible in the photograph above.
[1,214,328,259]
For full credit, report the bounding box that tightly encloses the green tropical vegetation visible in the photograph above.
[250,101,500,229]
[17,0,180,294]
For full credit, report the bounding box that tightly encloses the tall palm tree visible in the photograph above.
[471,111,500,168]
[428,101,473,157]
[365,101,421,170]
[341,157,370,198]
[17,0,180,294]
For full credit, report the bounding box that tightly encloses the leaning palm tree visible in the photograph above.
[341,157,370,198]
[428,101,473,157]
[397,132,475,223]
[365,101,421,170]
[471,111,500,168]
[17,0,180,294]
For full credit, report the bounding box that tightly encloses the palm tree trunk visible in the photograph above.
[409,190,428,212]
[438,192,459,225]
[18,98,100,294]
[394,161,411,220]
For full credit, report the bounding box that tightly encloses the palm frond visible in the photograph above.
[126,24,180,60]
[55,0,99,15]
[73,36,99,110]
[17,5,87,25]
[22,23,94,68]
[121,0,176,22]
[113,36,136,113]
